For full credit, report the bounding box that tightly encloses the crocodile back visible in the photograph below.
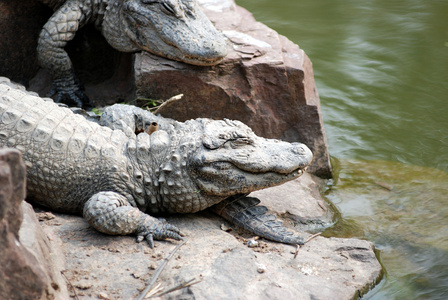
[0,82,129,213]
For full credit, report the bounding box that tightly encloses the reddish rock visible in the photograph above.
[135,0,332,178]
[0,149,49,300]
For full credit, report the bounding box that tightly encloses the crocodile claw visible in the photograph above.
[137,218,184,248]
[49,78,91,109]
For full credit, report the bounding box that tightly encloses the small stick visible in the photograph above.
[294,232,322,259]
[61,270,79,300]
[149,277,202,298]
[152,94,184,115]
[136,240,187,300]
[143,283,163,299]
[304,232,322,244]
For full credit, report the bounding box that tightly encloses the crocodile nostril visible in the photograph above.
[291,143,306,155]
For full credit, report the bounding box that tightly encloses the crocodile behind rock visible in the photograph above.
[37,0,228,107]
[0,78,313,247]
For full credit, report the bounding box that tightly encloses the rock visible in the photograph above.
[0,149,48,300]
[134,0,332,178]
[33,175,382,299]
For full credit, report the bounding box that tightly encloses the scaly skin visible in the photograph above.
[37,0,228,107]
[0,78,313,247]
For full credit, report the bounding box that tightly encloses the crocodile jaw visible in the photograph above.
[194,163,310,196]
[189,118,314,196]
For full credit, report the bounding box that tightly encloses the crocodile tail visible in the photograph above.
[211,194,305,245]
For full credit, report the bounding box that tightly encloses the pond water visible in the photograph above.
[236,0,448,299]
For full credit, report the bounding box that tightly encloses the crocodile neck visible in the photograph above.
[124,124,224,215]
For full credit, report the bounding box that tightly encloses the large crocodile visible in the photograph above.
[37,0,228,107]
[0,79,313,247]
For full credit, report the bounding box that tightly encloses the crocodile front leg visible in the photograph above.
[83,192,183,248]
[37,1,90,108]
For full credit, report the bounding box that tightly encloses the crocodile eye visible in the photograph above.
[161,2,176,15]
[230,137,253,147]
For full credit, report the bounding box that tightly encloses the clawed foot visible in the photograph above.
[49,79,91,109]
[136,217,184,248]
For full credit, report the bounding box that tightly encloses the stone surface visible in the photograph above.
[135,0,332,178]
[0,149,49,300]
[32,175,382,300]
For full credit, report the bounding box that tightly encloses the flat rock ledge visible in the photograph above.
[0,156,382,300]
[35,213,383,300]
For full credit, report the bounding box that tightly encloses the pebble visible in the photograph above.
[257,264,267,273]
[247,239,259,248]
[98,292,110,300]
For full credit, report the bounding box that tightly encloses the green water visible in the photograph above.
[236,0,448,298]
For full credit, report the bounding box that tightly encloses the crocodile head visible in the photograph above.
[189,119,313,196]
[108,0,227,66]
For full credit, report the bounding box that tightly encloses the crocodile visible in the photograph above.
[37,0,228,107]
[0,79,313,247]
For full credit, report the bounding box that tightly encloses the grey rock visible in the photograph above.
[135,0,332,178]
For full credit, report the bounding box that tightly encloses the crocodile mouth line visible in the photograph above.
[140,44,224,66]
[182,54,225,66]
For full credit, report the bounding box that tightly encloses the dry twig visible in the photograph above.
[294,232,322,259]
[143,283,163,299]
[148,277,202,298]
[61,270,79,300]
[136,239,187,300]
[151,94,184,115]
